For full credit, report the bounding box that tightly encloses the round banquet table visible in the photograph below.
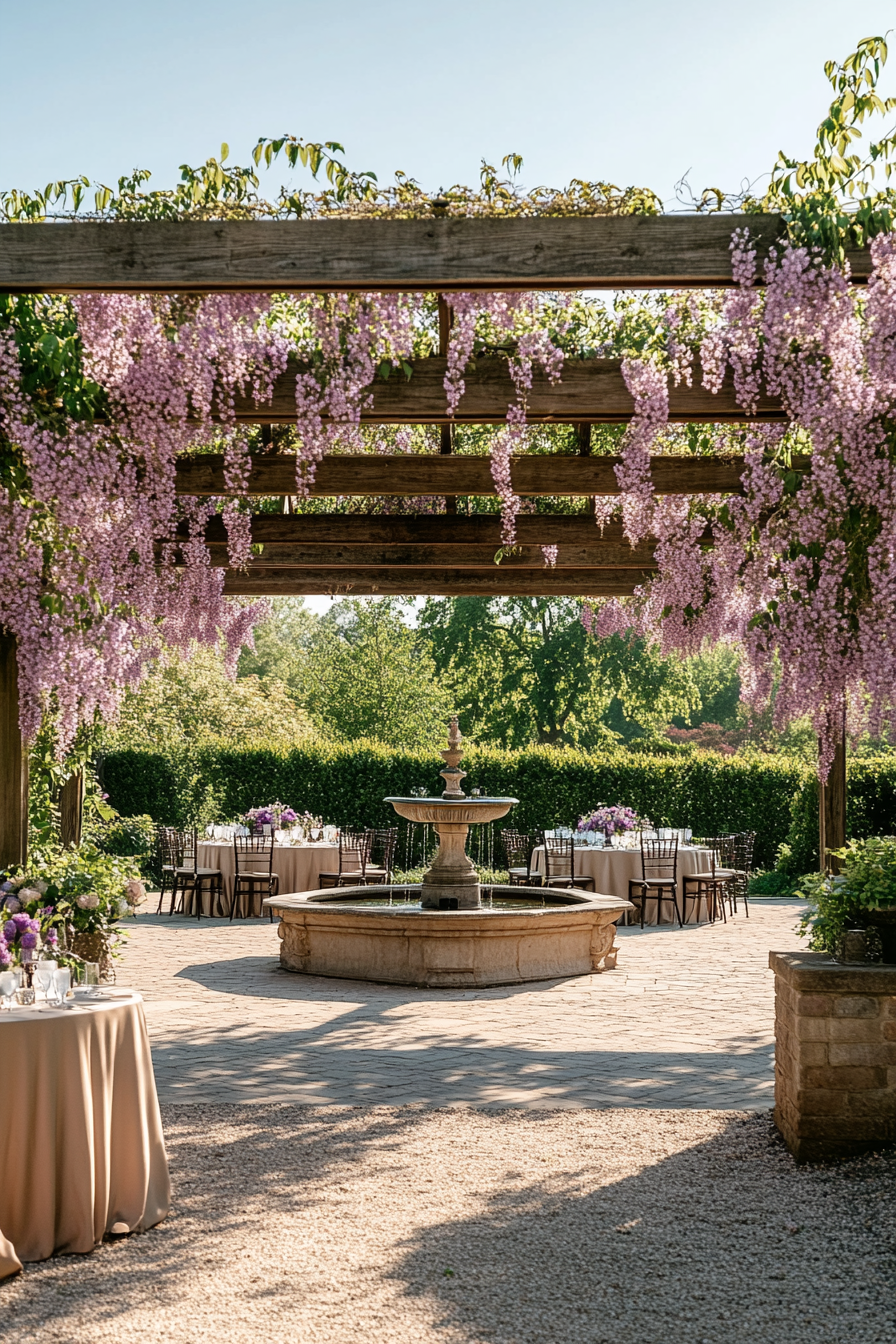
[0,990,170,1277]
[531,844,715,924]
[196,840,341,915]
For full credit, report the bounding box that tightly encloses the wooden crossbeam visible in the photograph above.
[220,567,648,596]
[176,452,759,497]
[199,515,667,547]
[206,543,658,569]
[231,356,784,424]
[0,216,872,293]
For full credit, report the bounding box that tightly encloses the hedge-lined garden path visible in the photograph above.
[124,899,805,1109]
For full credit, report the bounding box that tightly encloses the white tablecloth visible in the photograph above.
[532,845,715,924]
[0,990,170,1276]
[196,841,341,914]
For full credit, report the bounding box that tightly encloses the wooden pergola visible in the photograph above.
[0,213,856,864]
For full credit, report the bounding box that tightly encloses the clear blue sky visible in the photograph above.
[1,1,894,205]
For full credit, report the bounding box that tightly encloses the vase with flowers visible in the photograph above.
[577,805,640,847]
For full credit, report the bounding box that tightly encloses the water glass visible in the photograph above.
[48,968,71,1007]
[0,969,19,1010]
[33,960,58,999]
[78,961,100,993]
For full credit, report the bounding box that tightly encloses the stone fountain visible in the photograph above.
[385,716,516,910]
[266,719,632,988]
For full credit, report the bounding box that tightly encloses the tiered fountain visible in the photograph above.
[266,719,631,987]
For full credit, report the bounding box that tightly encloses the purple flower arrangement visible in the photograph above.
[1,912,42,965]
[577,805,640,838]
[241,802,299,834]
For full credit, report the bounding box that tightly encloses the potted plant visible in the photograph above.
[0,846,146,977]
[797,835,896,962]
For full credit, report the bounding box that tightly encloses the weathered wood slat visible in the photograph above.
[0,216,872,292]
[175,452,753,497]
[201,513,633,545]
[221,567,647,596]
[231,355,784,423]
[204,542,658,569]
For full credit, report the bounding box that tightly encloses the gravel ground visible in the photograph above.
[2,1105,894,1344]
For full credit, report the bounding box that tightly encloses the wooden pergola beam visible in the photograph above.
[200,514,641,545]
[175,452,771,498]
[203,543,659,569]
[230,356,784,424]
[0,216,872,293]
[221,567,648,596]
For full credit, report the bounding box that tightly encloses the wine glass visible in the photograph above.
[0,969,19,1010]
[33,960,58,1000]
[47,968,71,1007]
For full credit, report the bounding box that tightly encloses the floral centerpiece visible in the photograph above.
[241,801,299,834]
[0,847,146,975]
[577,805,640,843]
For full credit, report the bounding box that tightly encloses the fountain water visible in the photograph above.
[266,720,632,988]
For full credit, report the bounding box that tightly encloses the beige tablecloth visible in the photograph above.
[532,845,714,924]
[196,841,341,914]
[0,990,170,1275]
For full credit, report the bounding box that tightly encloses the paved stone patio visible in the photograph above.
[124,898,805,1108]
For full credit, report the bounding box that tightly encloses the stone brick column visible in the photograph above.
[770,951,896,1162]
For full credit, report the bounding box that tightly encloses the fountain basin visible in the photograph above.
[265,884,632,988]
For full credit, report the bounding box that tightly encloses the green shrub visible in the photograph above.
[797,834,896,954]
[101,741,812,869]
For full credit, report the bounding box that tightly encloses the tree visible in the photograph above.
[105,646,312,751]
[419,597,698,749]
[297,598,451,747]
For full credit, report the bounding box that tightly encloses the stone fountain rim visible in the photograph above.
[266,883,633,917]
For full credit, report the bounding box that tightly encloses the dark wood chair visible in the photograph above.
[728,831,754,916]
[229,834,279,920]
[539,833,596,892]
[172,827,224,919]
[317,830,372,888]
[628,836,681,928]
[682,835,734,924]
[362,827,398,885]
[155,826,181,914]
[502,829,534,886]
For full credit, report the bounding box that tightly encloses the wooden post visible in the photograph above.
[438,295,457,514]
[0,632,28,870]
[59,770,84,848]
[818,717,847,873]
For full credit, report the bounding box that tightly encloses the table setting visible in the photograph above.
[0,862,169,1280]
[531,807,715,924]
[194,801,342,913]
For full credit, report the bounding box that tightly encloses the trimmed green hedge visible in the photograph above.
[100,741,822,869]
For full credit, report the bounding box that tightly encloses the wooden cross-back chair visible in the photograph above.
[502,829,534,886]
[538,833,596,892]
[168,827,224,919]
[363,827,398,885]
[155,826,181,914]
[628,836,681,928]
[317,829,372,888]
[229,834,279,920]
[682,835,734,924]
